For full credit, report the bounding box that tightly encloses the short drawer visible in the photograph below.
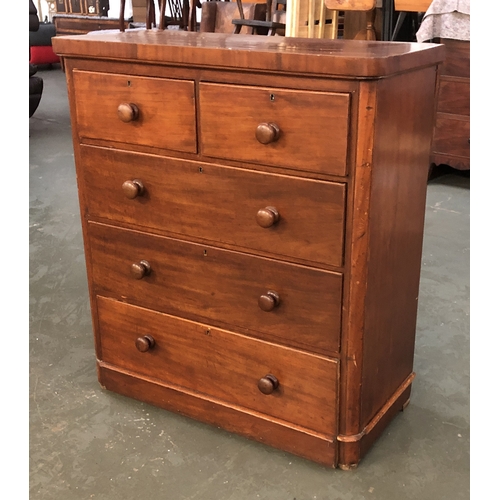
[436,77,469,116]
[199,83,350,176]
[88,222,343,355]
[72,70,197,153]
[80,146,346,267]
[97,296,339,435]
[432,114,470,159]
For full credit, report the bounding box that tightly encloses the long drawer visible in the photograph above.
[80,145,346,267]
[97,296,339,435]
[88,222,343,355]
[72,70,197,153]
[199,83,350,176]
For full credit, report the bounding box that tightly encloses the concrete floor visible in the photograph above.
[29,67,470,500]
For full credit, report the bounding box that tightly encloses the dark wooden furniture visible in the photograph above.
[430,38,470,171]
[55,0,109,16]
[53,14,130,36]
[232,0,286,35]
[200,1,267,34]
[119,0,189,31]
[391,0,431,40]
[52,31,443,469]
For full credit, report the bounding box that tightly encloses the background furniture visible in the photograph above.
[130,0,190,28]
[391,0,431,40]
[29,0,44,117]
[53,30,443,469]
[287,0,376,40]
[53,14,131,35]
[199,1,267,33]
[342,0,381,40]
[416,0,470,171]
[232,0,286,35]
[286,0,340,38]
[55,0,110,15]
[430,38,469,171]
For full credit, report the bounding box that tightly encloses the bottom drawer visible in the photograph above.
[97,296,339,435]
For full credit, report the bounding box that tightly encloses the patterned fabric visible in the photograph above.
[416,0,470,42]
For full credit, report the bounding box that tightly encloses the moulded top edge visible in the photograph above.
[52,29,445,78]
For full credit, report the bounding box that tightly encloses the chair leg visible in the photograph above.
[119,0,126,31]
[391,11,406,41]
[160,0,166,29]
[233,0,244,33]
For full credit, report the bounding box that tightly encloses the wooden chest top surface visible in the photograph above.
[52,30,444,77]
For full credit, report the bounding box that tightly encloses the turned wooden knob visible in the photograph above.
[122,179,144,199]
[117,102,139,122]
[131,260,151,279]
[258,374,279,395]
[258,290,280,312]
[135,335,155,352]
[256,206,280,228]
[255,123,280,144]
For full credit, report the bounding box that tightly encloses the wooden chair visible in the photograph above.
[232,0,287,35]
[200,1,268,34]
[287,0,376,39]
[161,0,191,29]
[120,0,155,30]
[391,0,431,40]
[119,0,190,31]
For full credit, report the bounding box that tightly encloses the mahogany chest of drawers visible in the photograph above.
[53,32,443,469]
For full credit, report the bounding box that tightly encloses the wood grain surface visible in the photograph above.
[88,222,344,355]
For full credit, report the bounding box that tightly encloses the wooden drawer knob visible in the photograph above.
[135,335,155,352]
[122,179,144,199]
[258,290,280,312]
[131,260,151,279]
[256,206,280,228]
[117,103,139,122]
[255,123,280,144]
[258,374,279,395]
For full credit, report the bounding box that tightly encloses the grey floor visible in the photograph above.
[29,67,470,500]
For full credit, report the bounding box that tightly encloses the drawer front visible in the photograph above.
[199,83,350,176]
[88,223,343,355]
[437,77,469,116]
[441,39,470,78]
[432,115,470,158]
[81,146,346,267]
[72,70,197,153]
[97,296,339,434]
